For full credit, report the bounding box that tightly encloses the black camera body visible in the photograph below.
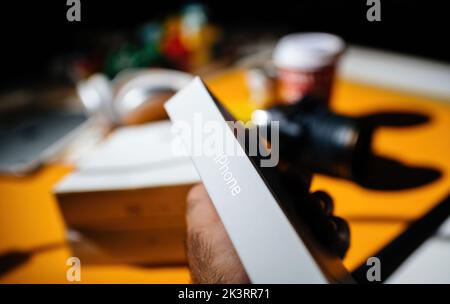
[261,95,373,181]
[252,95,376,259]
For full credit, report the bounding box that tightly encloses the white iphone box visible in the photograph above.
[164,77,352,283]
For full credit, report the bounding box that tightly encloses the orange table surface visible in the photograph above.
[1,69,449,283]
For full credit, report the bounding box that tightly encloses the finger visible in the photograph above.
[185,183,250,283]
[330,216,351,258]
[186,183,220,229]
[311,190,334,215]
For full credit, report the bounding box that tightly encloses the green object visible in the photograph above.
[104,42,161,78]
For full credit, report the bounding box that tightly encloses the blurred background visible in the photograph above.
[1,0,450,283]
[1,0,449,89]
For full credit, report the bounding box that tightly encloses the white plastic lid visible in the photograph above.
[273,33,345,71]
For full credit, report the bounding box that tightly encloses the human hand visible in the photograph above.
[185,183,250,284]
[185,184,350,283]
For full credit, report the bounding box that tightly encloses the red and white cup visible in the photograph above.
[273,33,345,105]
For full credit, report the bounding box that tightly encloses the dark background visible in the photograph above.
[1,0,448,89]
